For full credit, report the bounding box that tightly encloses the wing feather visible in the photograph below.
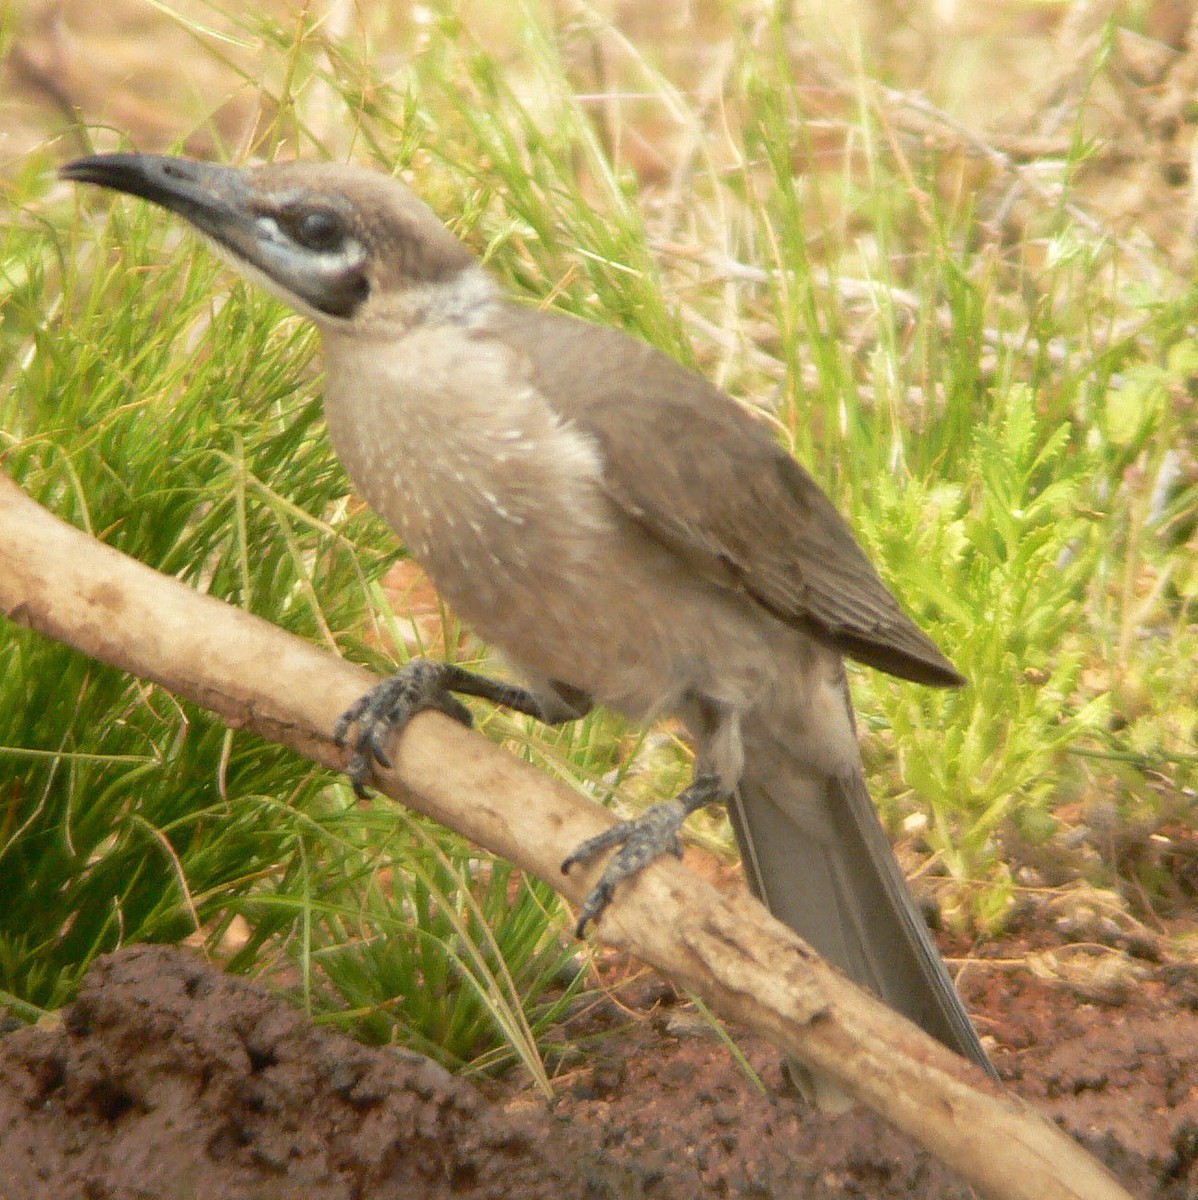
[484,304,963,687]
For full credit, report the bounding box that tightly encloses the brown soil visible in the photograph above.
[1,941,1195,1200]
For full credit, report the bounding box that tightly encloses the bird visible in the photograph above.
[61,151,997,1100]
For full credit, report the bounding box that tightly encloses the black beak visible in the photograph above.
[60,153,369,320]
[61,154,258,256]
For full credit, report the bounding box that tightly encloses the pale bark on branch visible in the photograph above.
[0,473,1132,1200]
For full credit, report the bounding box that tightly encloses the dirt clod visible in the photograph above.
[0,945,626,1200]
[2,940,1197,1198]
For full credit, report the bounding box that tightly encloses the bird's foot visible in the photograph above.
[334,659,475,797]
[562,774,727,936]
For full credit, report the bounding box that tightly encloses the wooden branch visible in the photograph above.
[0,473,1132,1200]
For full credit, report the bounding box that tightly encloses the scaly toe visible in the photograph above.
[335,662,460,795]
[560,820,634,876]
[565,802,689,935]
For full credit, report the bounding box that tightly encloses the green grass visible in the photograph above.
[2,0,1197,1080]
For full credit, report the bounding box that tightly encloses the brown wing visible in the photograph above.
[486,303,963,687]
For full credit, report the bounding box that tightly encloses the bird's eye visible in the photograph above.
[286,208,347,252]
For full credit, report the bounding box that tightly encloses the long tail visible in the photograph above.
[728,714,996,1104]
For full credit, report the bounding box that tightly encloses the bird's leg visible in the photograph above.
[562,773,729,935]
[334,659,589,797]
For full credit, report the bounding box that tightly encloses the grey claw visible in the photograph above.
[573,883,614,937]
[335,660,462,795]
[562,775,725,938]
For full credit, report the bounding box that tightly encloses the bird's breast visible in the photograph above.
[320,321,613,611]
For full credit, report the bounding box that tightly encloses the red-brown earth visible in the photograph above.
[1,931,1194,1200]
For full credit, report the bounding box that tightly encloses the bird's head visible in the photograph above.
[60,153,483,333]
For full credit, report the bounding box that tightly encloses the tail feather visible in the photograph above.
[727,730,995,1101]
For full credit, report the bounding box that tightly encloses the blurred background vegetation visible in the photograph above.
[1,0,1196,1084]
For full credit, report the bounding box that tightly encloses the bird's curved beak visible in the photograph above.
[60,153,367,320]
[61,154,260,259]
